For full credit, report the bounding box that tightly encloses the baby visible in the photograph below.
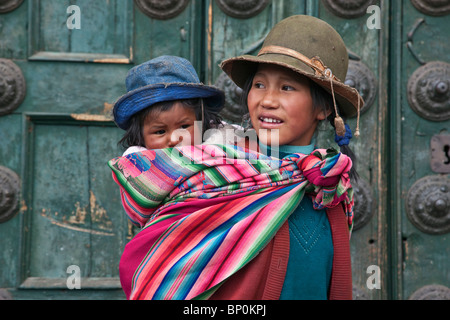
[113,55,225,155]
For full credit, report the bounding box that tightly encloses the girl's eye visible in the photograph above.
[154,130,165,135]
[181,124,191,129]
[282,85,295,91]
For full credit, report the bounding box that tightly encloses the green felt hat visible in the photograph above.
[220,15,363,122]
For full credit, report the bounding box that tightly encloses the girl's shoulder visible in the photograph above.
[203,121,246,146]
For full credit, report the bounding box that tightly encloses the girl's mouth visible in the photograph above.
[259,117,282,123]
[258,116,284,128]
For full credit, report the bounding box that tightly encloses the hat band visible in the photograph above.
[257,45,340,81]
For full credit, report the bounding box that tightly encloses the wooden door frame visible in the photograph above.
[388,0,403,300]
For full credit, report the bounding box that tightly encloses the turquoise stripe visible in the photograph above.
[321,153,339,175]
[122,192,151,222]
[154,228,230,300]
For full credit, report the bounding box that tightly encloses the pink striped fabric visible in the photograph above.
[108,144,354,300]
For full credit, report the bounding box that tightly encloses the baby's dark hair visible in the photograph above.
[240,71,358,181]
[118,98,222,149]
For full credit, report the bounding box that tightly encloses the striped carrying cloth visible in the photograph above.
[108,144,354,300]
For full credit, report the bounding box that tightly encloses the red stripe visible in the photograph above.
[135,201,230,299]
[134,192,257,299]
[326,204,352,300]
[202,205,264,290]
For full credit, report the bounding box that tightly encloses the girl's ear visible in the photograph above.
[316,107,332,121]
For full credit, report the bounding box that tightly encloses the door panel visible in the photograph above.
[0,0,202,299]
[133,0,203,70]
[16,116,125,297]
[316,0,388,300]
[28,0,133,63]
[391,0,450,300]
[208,0,389,300]
[20,116,124,289]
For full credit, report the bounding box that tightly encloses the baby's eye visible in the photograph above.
[180,124,191,129]
[253,82,265,89]
[154,130,165,135]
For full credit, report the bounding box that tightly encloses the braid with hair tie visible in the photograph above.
[335,123,352,147]
[327,113,359,181]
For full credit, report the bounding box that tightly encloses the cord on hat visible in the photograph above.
[353,87,361,138]
[329,76,361,139]
[201,98,205,132]
[329,76,346,136]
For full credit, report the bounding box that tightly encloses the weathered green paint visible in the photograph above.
[206,0,390,300]
[317,0,389,300]
[28,0,133,63]
[390,0,450,300]
[0,0,204,300]
[1,0,448,300]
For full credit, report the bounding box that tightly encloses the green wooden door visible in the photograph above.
[1,0,448,300]
[0,0,203,299]
[207,0,450,300]
[390,0,450,300]
[207,0,390,300]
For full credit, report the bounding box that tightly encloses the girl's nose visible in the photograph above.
[261,89,280,109]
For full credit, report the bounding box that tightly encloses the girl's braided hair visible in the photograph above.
[309,80,359,181]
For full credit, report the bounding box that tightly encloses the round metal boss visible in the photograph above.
[0,59,26,116]
[0,166,21,224]
[134,0,190,20]
[409,285,450,300]
[406,175,450,235]
[345,60,377,115]
[0,0,24,13]
[215,72,245,123]
[410,0,450,16]
[352,178,375,231]
[407,61,450,121]
[216,0,270,19]
[321,0,378,19]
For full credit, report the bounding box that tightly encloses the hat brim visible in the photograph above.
[220,54,364,118]
[114,83,225,130]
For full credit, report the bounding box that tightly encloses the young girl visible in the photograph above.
[113,55,224,156]
[109,16,362,300]
[217,14,363,300]
[216,14,363,300]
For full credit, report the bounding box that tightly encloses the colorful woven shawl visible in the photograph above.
[108,144,354,300]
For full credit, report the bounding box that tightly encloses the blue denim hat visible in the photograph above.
[113,55,225,130]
